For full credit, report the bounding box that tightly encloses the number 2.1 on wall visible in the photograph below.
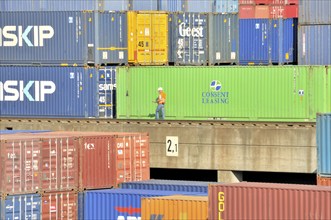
[166,136,178,157]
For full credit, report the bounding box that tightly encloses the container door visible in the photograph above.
[131,134,150,181]
[98,68,116,118]
[42,192,78,219]
[113,136,133,185]
[151,13,168,64]
[136,13,152,64]
[128,11,137,64]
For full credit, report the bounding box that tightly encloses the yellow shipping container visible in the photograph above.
[127,11,168,65]
[141,195,208,220]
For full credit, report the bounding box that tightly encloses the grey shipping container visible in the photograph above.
[169,12,208,65]
[208,13,239,65]
[159,0,185,11]
[299,0,331,25]
[0,194,41,220]
[0,0,129,11]
[95,11,128,66]
[120,179,212,193]
[132,0,158,10]
[317,113,331,177]
[298,25,331,65]
[214,0,239,13]
[185,0,214,12]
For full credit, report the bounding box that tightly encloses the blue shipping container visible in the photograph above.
[0,194,41,220]
[0,67,116,118]
[120,179,213,193]
[159,0,185,11]
[0,130,50,134]
[98,67,117,118]
[317,113,331,177]
[299,0,331,25]
[186,0,214,12]
[0,0,129,11]
[298,25,331,65]
[79,189,207,220]
[132,0,158,10]
[169,12,208,65]
[239,18,297,65]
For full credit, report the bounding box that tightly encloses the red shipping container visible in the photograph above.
[0,134,42,195]
[317,175,331,186]
[284,4,298,18]
[209,182,331,220]
[255,0,272,4]
[284,0,298,5]
[255,5,269,18]
[269,5,285,18]
[42,191,78,220]
[239,5,255,18]
[239,0,256,4]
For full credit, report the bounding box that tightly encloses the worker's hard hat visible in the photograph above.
[158,87,163,91]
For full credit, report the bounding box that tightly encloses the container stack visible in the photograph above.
[317,114,331,186]
[298,0,331,65]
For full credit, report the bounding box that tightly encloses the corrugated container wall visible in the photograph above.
[0,11,94,66]
[317,175,331,186]
[239,18,297,65]
[209,182,331,220]
[208,13,239,65]
[141,195,208,220]
[132,0,158,10]
[160,0,185,11]
[185,0,214,12]
[0,67,97,118]
[0,130,50,134]
[0,0,130,11]
[299,0,331,24]
[0,194,41,220]
[214,0,239,13]
[117,66,331,122]
[169,12,208,65]
[127,11,168,65]
[120,179,211,193]
[98,67,117,119]
[79,189,207,220]
[317,113,331,176]
[95,12,128,66]
[298,25,331,65]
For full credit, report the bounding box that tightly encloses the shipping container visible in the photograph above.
[120,179,212,193]
[95,11,128,66]
[239,5,255,18]
[214,0,238,13]
[117,66,331,122]
[141,195,208,220]
[79,189,207,220]
[239,18,297,65]
[255,5,269,18]
[169,12,208,65]
[132,0,158,10]
[317,175,331,186]
[317,113,331,176]
[299,0,331,25]
[208,13,239,65]
[0,67,97,117]
[239,0,298,4]
[127,11,168,65]
[98,67,117,118]
[0,135,42,195]
[298,25,331,65]
[42,191,77,220]
[0,11,95,66]
[185,0,214,12]
[0,194,41,220]
[209,182,331,220]
[0,0,129,11]
[239,0,255,4]
[0,130,50,134]
[159,0,185,11]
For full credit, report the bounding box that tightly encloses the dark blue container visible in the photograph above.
[169,12,208,65]
[120,179,213,193]
[0,194,41,220]
[79,189,207,220]
[98,67,117,118]
[0,67,97,117]
[317,113,331,177]
[239,18,297,65]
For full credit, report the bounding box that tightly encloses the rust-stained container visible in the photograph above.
[42,191,77,220]
[255,5,269,18]
[317,175,331,187]
[127,11,168,65]
[209,182,331,220]
[0,134,42,195]
[141,195,208,220]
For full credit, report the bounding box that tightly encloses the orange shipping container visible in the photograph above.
[255,5,269,18]
[317,175,331,186]
[141,195,208,220]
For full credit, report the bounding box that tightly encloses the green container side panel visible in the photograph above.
[117,66,331,122]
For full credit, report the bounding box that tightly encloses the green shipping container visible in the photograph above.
[117,66,331,122]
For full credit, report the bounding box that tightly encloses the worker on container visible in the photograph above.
[155,87,166,120]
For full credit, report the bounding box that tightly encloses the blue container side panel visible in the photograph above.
[132,0,158,10]
[214,0,238,13]
[98,67,117,118]
[299,0,331,25]
[80,189,207,220]
[2,194,41,220]
[160,0,184,11]
[0,130,51,134]
[298,25,331,65]
[239,19,269,65]
[186,0,214,12]
[317,114,331,176]
[0,67,97,117]
[0,11,92,65]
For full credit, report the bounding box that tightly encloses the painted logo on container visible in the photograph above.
[115,206,141,220]
[0,80,56,102]
[202,80,229,104]
[0,26,54,47]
